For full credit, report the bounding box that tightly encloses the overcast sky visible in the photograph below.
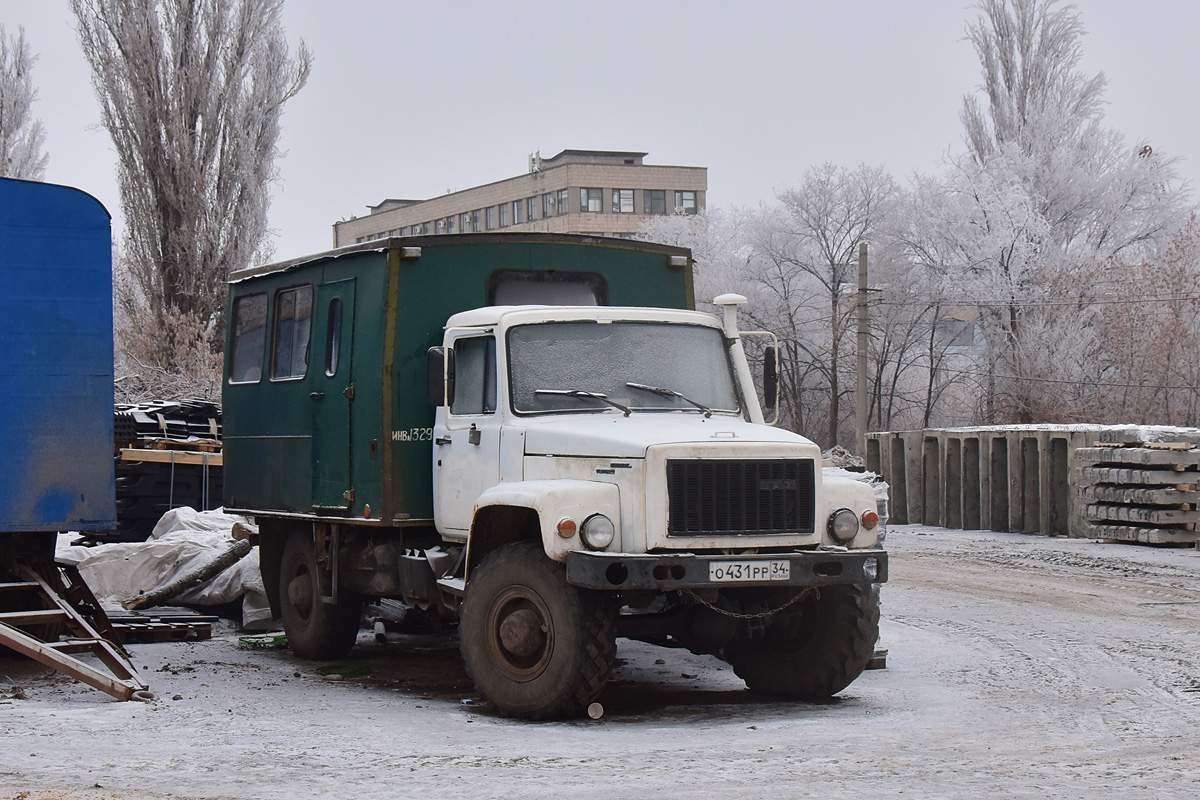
[5,0,1198,258]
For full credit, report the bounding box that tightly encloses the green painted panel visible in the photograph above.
[223,234,691,523]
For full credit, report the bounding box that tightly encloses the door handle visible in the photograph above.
[435,436,452,446]
[310,392,324,399]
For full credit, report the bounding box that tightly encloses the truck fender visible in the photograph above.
[469,480,621,574]
[820,475,881,548]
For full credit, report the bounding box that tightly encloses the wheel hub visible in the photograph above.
[287,572,313,620]
[499,607,546,658]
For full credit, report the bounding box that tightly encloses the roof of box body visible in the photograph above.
[227,232,693,284]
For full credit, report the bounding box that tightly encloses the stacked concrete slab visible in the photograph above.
[865,425,1200,543]
[1074,429,1200,545]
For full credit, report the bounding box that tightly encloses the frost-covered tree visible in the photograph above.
[752,164,899,446]
[71,0,311,376]
[919,0,1189,423]
[0,25,48,180]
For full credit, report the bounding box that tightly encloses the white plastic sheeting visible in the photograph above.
[57,507,272,628]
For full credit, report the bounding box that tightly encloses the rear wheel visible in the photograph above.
[725,583,879,700]
[279,531,361,660]
[460,541,616,719]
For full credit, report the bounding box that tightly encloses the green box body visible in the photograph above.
[222,234,693,525]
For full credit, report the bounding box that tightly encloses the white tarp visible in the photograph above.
[56,507,272,629]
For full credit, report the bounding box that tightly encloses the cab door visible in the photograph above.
[433,331,502,535]
[309,279,356,510]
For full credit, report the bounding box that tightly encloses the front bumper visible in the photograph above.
[565,548,887,591]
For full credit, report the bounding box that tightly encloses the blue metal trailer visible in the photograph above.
[0,178,145,700]
[0,176,116,536]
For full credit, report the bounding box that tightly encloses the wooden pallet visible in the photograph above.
[105,610,217,643]
[0,564,148,700]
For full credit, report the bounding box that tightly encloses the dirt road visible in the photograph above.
[3,526,1200,799]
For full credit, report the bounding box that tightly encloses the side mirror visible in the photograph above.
[763,345,779,414]
[427,347,456,406]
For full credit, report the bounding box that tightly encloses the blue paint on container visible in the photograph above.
[0,177,116,532]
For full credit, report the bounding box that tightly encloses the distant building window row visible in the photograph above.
[353,187,701,242]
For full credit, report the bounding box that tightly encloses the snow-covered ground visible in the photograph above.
[4,525,1200,799]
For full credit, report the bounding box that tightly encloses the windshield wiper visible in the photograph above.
[535,389,632,416]
[626,382,713,417]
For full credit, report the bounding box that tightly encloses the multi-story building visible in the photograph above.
[331,149,707,247]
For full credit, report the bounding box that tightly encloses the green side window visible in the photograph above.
[271,285,313,380]
[228,292,267,384]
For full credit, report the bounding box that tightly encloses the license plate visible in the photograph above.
[709,560,791,583]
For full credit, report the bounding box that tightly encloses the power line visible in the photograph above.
[877,294,1200,309]
[958,369,1200,391]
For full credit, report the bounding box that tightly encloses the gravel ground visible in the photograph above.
[3,525,1200,800]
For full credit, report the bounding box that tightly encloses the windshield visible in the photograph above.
[507,321,740,415]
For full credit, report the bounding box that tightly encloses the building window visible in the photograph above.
[557,188,570,214]
[512,198,524,225]
[471,209,482,232]
[612,189,634,213]
[527,196,539,221]
[448,215,457,234]
[460,212,471,233]
[499,202,510,228]
[486,206,497,230]
[543,193,555,218]
[674,190,698,215]
[271,284,313,381]
[580,187,603,213]
[436,218,447,235]
[228,292,267,384]
[644,189,667,215]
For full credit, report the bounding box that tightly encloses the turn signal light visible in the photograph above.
[556,518,577,539]
[861,510,880,530]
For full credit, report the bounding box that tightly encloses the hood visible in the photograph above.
[520,412,816,458]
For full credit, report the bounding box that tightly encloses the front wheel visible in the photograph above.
[459,541,617,719]
[725,583,879,700]
[279,531,362,660]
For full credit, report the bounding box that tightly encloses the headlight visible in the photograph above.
[580,514,616,550]
[827,508,859,544]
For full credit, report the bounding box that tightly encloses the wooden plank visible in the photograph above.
[0,609,68,626]
[0,623,141,701]
[120,448,223,466]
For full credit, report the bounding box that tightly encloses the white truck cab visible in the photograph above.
[429,298,887,719]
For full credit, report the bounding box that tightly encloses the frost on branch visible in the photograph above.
[71,0,311,390]
[0,24,49,180]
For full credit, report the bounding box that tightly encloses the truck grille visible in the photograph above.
[666,459,815,536]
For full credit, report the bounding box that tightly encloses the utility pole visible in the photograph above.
[855,242,869,458]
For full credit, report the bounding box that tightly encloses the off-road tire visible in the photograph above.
[279,531,361,660]
[460,541,616,720]
[725,583,879,700]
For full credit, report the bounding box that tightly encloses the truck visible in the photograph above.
[223,233,887,719]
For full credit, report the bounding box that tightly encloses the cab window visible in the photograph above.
[451,336,497,415]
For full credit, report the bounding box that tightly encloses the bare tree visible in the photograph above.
[0,25,48,180]
[753,164,899,446]
[71,0,311,379]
